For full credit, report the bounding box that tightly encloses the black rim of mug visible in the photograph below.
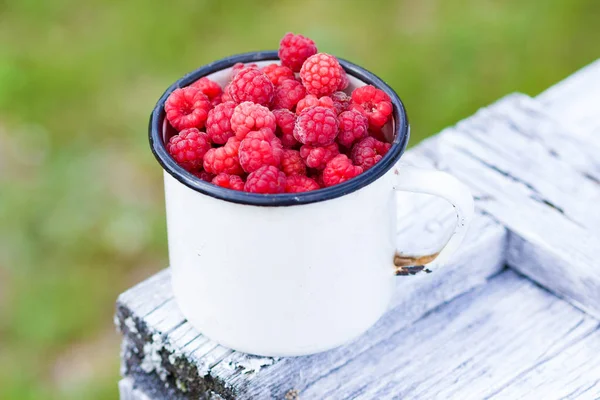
[149,50,410,206]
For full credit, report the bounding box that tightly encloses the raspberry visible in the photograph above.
[238,130,283,173]
[294,106,339,146]
[262,63,295,86]
[331,91,351,114]
[245,165,286,194]
[278,32,318,72]
[322,154,363,187]
[351,136,392,170]
[350,85,393,129]
[299,53,344,97]
[280,149,306,176]
[212,173,245,191]
[206,101,236,144]
[285,175,320,193]
[231,62,258,79]
[338,69,349,91]
[296,94,335,115]
[203,137,243,175]
[273,109,299,149]
[299,143,339,170]
[228,67,274,106]
[191,77,222,105]
[272,79,306,111]
[231,102,276,140]
[192,170,214,182]
[164,87,211,131]
[337,109,369,148]
[166,128,211,171]
[369,128,387,142]
[221,83,233,102]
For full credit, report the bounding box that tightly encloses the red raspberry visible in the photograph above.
[262,63,295,86]
[231,62,258,79]
[212,173,245,191]
[191,77,222,105]
[300,53,344,97]
[272,79,306,111]
[278,32,318,72]
[221,83,233,102]
[337,109,369,148]
[299,143,340,170]
[245,165,286,194]
[351,136,392,170]
[273,109,299,149]
[192,170,214,182]
[227,67,274,106]
[331,91,351,114]
[280,149,306,176]
[350,85,393,129]
[338,69,349,91]
[230,102,276,140]
[206,101,236,144]
[296,94,335,115]
[203,137,243,175]
[164,87,211,131]
[369,128,388,142]
[238,130,283,173]
[166,128,211,171]
[294,106,339,146]
[285,175,320,193]
[322,154,363,187]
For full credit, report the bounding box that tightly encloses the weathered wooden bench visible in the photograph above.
[115,60,600,400]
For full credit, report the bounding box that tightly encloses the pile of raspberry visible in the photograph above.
[164,32,393,194]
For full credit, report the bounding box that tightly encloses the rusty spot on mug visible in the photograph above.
[394,252,439,276]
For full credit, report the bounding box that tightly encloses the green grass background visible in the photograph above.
[0,0,598,398]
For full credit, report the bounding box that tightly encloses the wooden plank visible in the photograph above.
[490,328,600,400]
[116,209,506,399]
[537,58,600,136]
[411,94,600,318]
[293,271,599,400]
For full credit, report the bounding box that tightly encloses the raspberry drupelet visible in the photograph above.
[238,130,283,173]
[337,109,369,148]
[164,87,211,131]
[272,79,306,111]
[273,109,299,149]
[203,137,243,176]
[231,62,258,79]
[294,106,339,146]
[245,165,286,194]
[299,143,340,170]
[166,128,211,171]
[280,149,306,176]
[230,102,276,140]
[262,63,295,86]
[322,154,363,187]
[212,173,245,191]
[300,53,345,97]
[228,67,274,106]
[279,32,318,72]
[285,175,320,193]
[351,136,392,170]
[349,85,393,129]
[206,101,236,144]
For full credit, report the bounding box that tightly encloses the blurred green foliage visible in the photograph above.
[0,0,598,398]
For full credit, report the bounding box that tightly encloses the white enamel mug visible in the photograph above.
[150,51,474,356]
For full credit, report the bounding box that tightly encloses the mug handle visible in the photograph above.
[392,163,475,275]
